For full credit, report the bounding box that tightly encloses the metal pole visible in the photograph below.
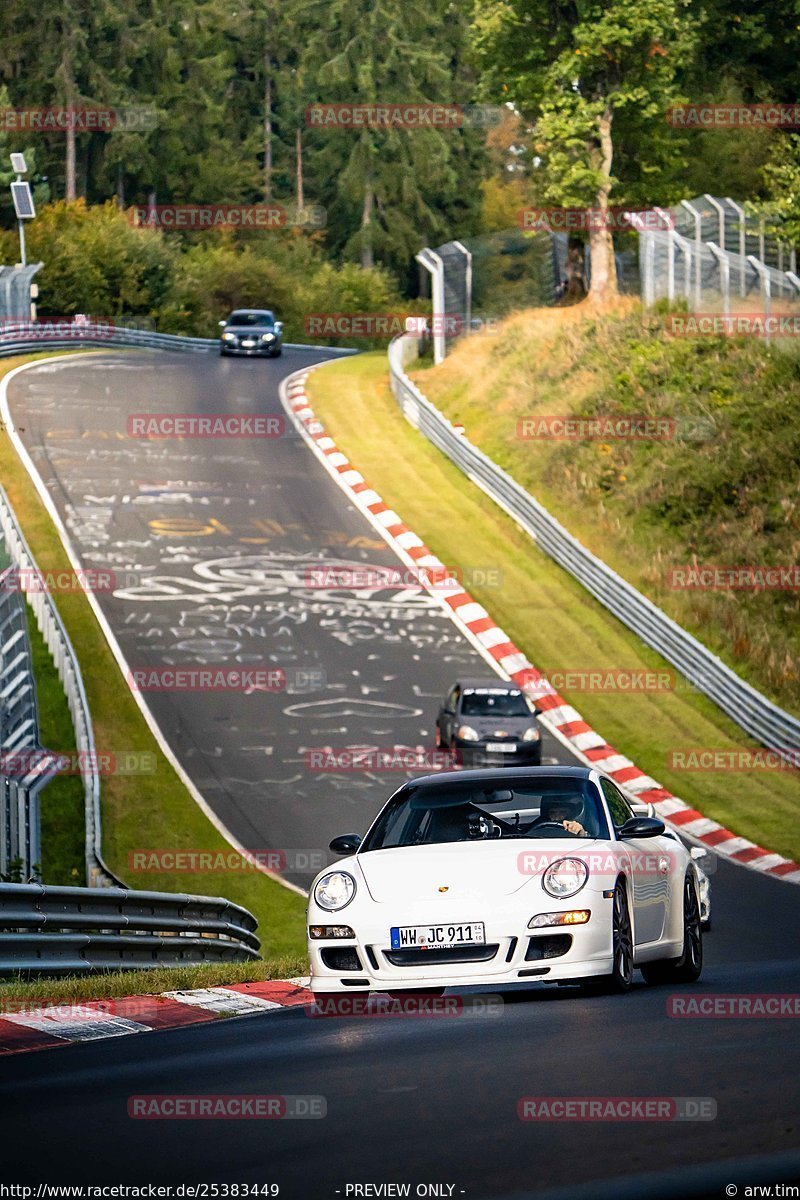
[747,255,772,320]
[704,195,726,251]
[725,198,747,297]
[415,249,446,365]
[17,219,26,268]
[708,243,730,314]
[452,240,472,336]
[680,200,703,309]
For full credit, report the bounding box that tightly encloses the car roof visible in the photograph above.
[451,677,524,691]
[400,765,594,788]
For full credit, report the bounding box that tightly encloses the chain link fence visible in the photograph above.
[637,195,800,314]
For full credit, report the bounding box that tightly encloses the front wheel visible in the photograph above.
[584,879,633,995]
[641,874,703,986]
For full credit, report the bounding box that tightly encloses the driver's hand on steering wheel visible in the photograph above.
[563,819,587,836]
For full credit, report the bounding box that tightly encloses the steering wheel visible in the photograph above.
[527,821,580,839]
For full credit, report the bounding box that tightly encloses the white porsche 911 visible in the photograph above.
[307,766,703,996]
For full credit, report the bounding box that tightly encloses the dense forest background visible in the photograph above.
[1,0,799,327]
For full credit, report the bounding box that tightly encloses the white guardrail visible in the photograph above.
[388,335,800,759]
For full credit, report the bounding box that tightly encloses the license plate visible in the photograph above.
[242,339,257,347]
[390,922,485,950]
[486,742,516,753]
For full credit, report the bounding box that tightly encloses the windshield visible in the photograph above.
[228,311,274,327]
[361,777,608,850]
[460,688,531,718]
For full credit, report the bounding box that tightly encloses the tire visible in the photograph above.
[641,874,703,986]
[586,878,634,995]
[272,346,282,357]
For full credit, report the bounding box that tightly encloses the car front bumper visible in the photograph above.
[453,741,542,767]
[220,341,280,355]
[308,890,614,993]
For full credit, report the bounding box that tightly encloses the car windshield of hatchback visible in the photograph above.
[460,688,531,718]
[228,311,274,327]
[361,777,608,849]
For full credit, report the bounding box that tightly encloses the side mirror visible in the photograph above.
[218,320,226,328]
[274,321,283,332]
[618,816,665,840]
[329,833,361,855]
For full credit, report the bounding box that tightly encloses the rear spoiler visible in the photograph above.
[630,800,656,818]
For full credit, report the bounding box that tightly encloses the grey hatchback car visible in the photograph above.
[219,308,283,357]
[435,677,542,767]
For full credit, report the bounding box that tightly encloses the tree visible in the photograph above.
[296,0,485,273]
[474,0,696,304]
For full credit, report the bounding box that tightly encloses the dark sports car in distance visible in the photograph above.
[219,308,283,357]
[435,677,542,767]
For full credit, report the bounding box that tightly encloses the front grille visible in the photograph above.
[525,934,572,961]
[320,947,362,971]
[383,944,499,967]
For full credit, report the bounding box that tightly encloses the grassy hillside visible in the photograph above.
[411,301,800,717]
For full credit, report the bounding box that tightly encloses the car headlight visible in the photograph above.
[456,725,479,741]
[313,871,356,911]
[522,727,540,742]
[542,858,589,898]
[261,333,275,342]
[222,332,235,341]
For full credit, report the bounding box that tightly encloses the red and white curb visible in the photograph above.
[281,366,800,886]
[0,978,312,1056]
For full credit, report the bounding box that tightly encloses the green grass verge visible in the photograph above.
[0,353,307,961]
[0,956,308,1008]
[305,352,800,862]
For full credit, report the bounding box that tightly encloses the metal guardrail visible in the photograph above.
[0,539,58,880]
[0,485,120,888]
[388,336,800,758]
[0,881,260,974]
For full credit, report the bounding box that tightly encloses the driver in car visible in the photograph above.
[531,794,589,837]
